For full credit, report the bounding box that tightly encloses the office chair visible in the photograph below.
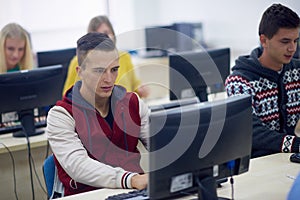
[43,154,64,199]
[43,154,55,199]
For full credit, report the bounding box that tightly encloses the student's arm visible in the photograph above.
[251,115,300,156]
[137,95,150,149]
[46,106,138,189]
[225,75,300,157]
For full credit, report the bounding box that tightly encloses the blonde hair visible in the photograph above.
[0,23,34,73]
[87,15,116,43]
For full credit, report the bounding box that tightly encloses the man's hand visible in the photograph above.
[131,173,148,190]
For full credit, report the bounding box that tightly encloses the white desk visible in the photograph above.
[218,153,299,199]
[0,132,49,200]
[0,131,47,154]
[56,153,299,200]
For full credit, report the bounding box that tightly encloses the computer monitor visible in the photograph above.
[144,23,204,57]
[149,96,199,113]
[37,47,76,67]
[169,47,230,102]
[294,30,300,59]
[148,94,252,200]
[145,25,178,57]
[172,22,207,51]
[0,65,65,137]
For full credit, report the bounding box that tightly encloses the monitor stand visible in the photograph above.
[13,110,44,138]
[196,176,230,200]
[195,86,208,102]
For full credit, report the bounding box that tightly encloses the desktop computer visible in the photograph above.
[107,94,252,200]
[169,47,230,102]
[143,22,206,57]
[0,65,65,137]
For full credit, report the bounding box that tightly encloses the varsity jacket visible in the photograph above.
[225,47,300,157]
[46,81,149,196]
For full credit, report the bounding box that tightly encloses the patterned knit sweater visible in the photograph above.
[225,47,300,157]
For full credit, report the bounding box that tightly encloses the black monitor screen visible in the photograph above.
[148,94,252,199]
[169,48,230,102]
[37,47,76,67]
[145,26,178,56]
[0,65,65,137]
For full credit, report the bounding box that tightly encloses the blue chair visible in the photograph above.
[43,154,55,199]
[287,173,300,200]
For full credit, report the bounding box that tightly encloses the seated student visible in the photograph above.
[63,15,150,98]
[0,23,35,127]
[0,22,34,73]
[225,4,300,158]
[46,32,149,197]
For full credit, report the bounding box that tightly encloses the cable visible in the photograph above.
[227,160,235,200]
[22,126,35,200]
[230,176,234,200]
[30,154,47,195]
[0,142,19,200]
[45,140,50,160]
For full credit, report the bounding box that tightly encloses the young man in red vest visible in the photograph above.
[46,32,149,196]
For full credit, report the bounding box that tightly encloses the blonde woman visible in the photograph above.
[0,23,34,73]
[0,23,36,128]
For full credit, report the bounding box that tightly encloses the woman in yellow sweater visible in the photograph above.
[63,15,149,98]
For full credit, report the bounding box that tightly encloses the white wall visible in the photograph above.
[1,0,299,58]
[0,0,107,51]
[109,0,300,61]
[157,0,300,57]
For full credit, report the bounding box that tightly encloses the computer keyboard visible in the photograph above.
[105,178,227,200]
[105,189,149,200]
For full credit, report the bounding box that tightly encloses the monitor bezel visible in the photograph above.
[148,95,252,199]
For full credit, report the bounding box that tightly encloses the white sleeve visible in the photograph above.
[137,95,150,149]
[46,106,136,189]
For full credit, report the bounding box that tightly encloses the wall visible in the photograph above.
[109,0,300,60]
[1,0,299,56]
[0,0,107,51]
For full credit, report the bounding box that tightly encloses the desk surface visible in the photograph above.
[0,131,47,154]
[56,153,299,200]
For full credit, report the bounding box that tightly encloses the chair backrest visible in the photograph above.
[43,154,55,199]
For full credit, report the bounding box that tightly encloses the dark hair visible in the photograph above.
[76,32,116,67]
[259,3,300,39]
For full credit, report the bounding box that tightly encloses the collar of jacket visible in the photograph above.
[64,81,127,111]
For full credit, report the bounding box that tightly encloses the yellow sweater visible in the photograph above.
[63,51,141,95]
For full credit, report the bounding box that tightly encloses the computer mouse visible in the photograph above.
[290,153,300,163]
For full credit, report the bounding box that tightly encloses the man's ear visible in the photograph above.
[76,66,82,78]
[259,34,268,48]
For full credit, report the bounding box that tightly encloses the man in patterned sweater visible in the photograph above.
[225,3,300,158]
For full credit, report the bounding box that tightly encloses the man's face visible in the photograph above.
[78,50,119,99]
[261,28,299,66]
